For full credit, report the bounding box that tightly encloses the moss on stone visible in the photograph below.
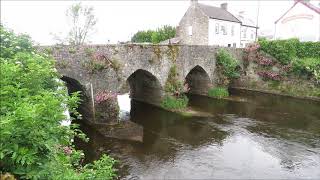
[55,60,69,69]
[166,45,179,62]
[68,46,77,54]
[84,47,95,57]
[110,58,122,72]
[44,47,53,55]
[153,46,162,59]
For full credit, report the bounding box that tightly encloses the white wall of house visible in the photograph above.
[275,3,320,42]
[240,26,257,47]
[208,19,241,47]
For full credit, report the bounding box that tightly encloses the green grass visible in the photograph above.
[208,87,229,98]
[161,95,188,110]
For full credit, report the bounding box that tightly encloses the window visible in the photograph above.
[233,43,236,47]
[215,23,219,34]
[242,28,247,38]
[188,26,192,36]
[228,44,231,47]
[231,25,234,36]
[221,25,227,35]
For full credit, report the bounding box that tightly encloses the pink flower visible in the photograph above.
[257,71,281,81]
[95,91,117,104]
[62,146,72,155]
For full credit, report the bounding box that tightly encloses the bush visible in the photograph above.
[296,41,320,59]
[258,38,299,64]
[208,87,229,98]
[258,38,320,65]
[216,49,240,79]
[292,57,320,81]
[131,25,176,44]
[165,65,181,93]
[0,25,116,179]
[161,95,188,110]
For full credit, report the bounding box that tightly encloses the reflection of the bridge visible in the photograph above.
[130,100,229,155]
[75,99,230,163]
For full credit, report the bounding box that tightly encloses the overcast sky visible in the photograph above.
[1,0,319,45]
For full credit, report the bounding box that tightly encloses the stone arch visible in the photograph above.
[61,76,86,96]
[127,69,163,105]
[185,65,212,95]
[61,76,92,122]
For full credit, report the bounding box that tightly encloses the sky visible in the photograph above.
[1,0,319,45]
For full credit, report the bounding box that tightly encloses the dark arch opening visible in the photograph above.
[61,76,91,121]
[127,69,162,105]
[185,65,211,95]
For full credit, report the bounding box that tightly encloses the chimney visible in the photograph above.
[221,3,228,11]
[191,0,198,7]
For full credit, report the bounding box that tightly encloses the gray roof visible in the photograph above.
[236,15,256,27]
[198,4,241,23]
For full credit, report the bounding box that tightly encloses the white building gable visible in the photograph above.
[275,0,320,42]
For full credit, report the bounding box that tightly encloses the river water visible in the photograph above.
[75,90,320,179]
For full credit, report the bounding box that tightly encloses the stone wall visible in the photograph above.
[176,5,209,45]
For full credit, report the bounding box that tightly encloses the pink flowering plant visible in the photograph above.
[244,43,260,53]
[257,56,273,66]
[257,71,281,81]
[95,91,118,104]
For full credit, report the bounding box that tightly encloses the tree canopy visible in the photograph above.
[0,25,116,179]
[131,25,176,44]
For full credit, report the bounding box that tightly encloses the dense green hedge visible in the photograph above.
[258,38,320,65]
[0,25,116,179]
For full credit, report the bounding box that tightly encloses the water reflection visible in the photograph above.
[75,90,320,179]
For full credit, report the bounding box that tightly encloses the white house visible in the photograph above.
[175,0,258,47]
[274,0,320,42]
[237,11,258,47]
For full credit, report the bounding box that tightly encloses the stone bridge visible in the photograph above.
[41,44,242,123]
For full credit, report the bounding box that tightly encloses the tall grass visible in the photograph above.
[208,87,229,98]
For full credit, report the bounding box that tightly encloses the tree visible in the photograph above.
[131,25,176,44]
[131,30,154,43]
[0,25,116,179]
[66,3,97,45]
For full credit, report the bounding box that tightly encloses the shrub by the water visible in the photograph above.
[208,87,229,98]
[0,25,116,179]
[161,95,188,110]
[216,49,240,79]
[292,57,320,81]
[162,65,190,110]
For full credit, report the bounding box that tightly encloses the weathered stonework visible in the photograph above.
[39,44,243,124]
[177,5,209,45]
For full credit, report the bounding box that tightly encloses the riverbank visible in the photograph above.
[230,86,320,102]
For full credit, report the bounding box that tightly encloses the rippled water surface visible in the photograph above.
[76,90,320,179]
